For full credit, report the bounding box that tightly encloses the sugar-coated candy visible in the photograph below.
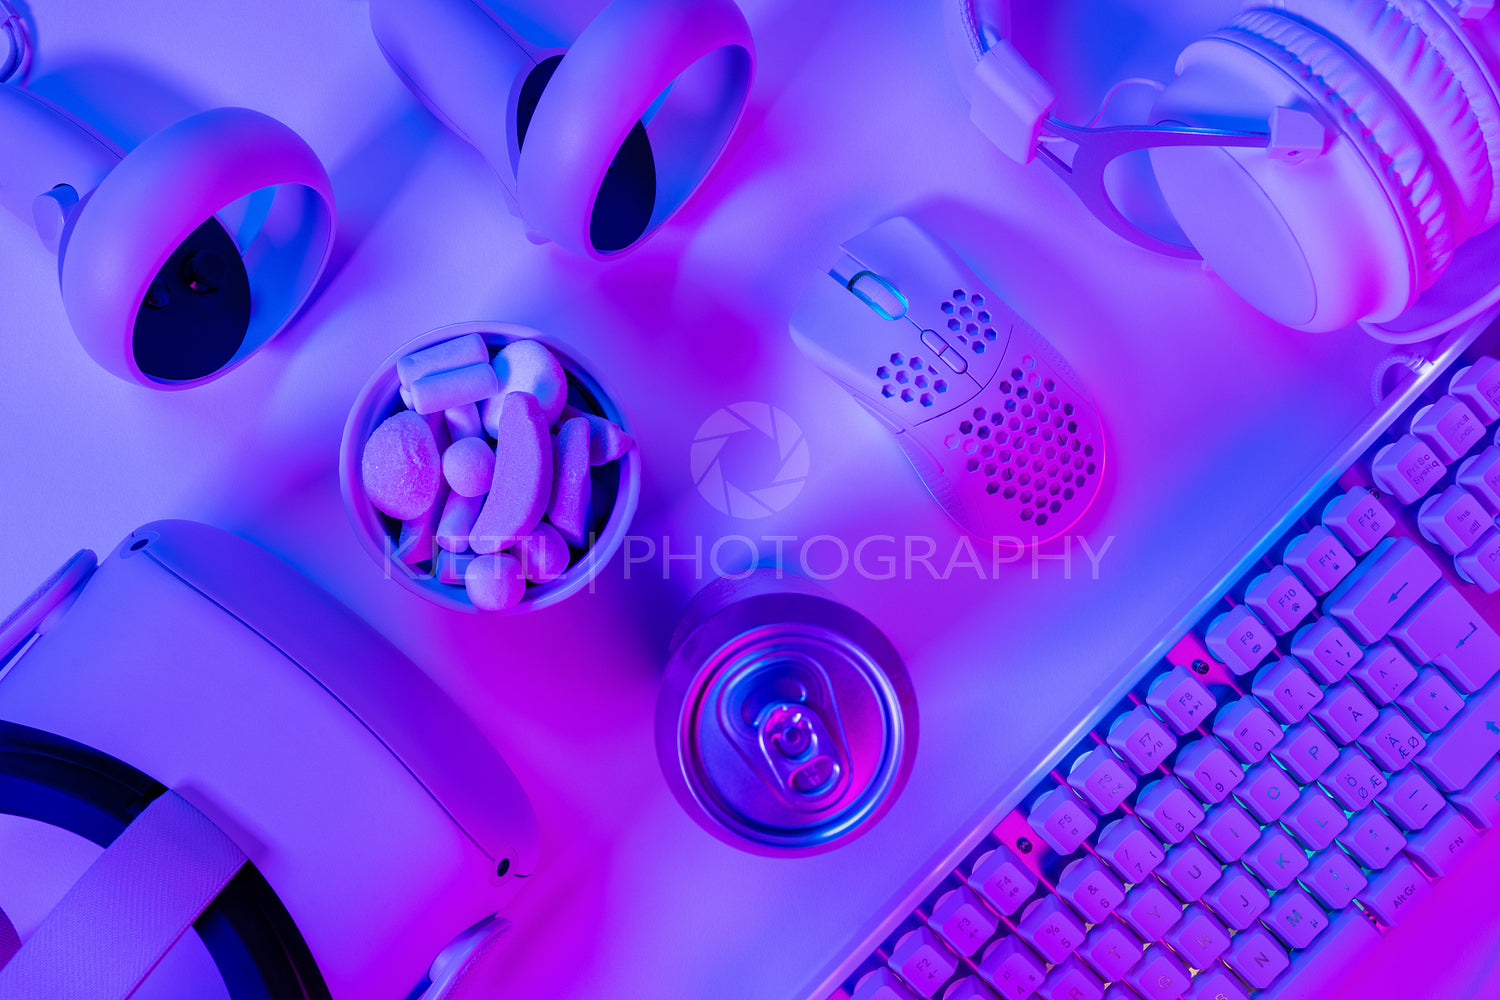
[410,363,500,415]
[436,492,484,552]
[445,402,484,440]
[482,339,566,433]
[560,404,634,465]
[443,437,496,498]
[471,392,553,553]
[514,522,571,584]
[361,411,442,520]
[397,333,488,389]
[465,553,526,611]
[548,416,592,548]
[395,481,448,565]
[435,549,476,586]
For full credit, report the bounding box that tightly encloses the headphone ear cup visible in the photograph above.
[1148,11,1446,331]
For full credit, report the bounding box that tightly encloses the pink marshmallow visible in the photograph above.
[394,480,448,566]
[443,436,496,498]
[465,553,526,611]
[548,416,592,548]
[397,333,488,389]
[471,392,553,553]
[436,492,484,552]
[481,339,567,434]
[514,522,571,584]
[560,405,634,465]
[445,402,484,440]
[361,411,442,520]
[409,362,500,415]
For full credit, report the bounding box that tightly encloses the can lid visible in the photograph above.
[658,582,916,855]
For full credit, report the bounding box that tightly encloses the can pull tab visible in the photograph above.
[756,702,844,804]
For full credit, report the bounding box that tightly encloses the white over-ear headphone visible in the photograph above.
[951,0,1500,341]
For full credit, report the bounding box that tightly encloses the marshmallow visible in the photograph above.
[548,416,592,548]
[471,392,553,553]
[436,492,484,552]
[443,437,496,498]
[395,480,448,566]
[361,411,442,520]
[482,339,567,433]
[514,523,571,584]
[435,549,477,586]
[445,402,484,441]
[560,404,635,465]
[397,333,488,389]
[409,363,500,415]
[465,553,526,611]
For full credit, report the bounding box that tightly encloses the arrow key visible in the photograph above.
[1326,538,1442,644]
[1391,582,1500,693]
[1416,674,1500,791]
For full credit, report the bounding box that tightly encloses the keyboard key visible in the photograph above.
[890,927,959,997]
[1322,747,1388,810]
[1107,706,1175,774]
[1185,968,1248,1000]
[1205,607,1276,675]
[1118,880,1181,940]
[1417,673,1500,790]
[1176,737,1245,804]
[1406,807,1479,877]
[1037,957,1103,1000]
[1078,916,1142,981]
[1371,434,1446,504]
[1417,485,1491,554]
[931,885,998,958]
[1449,356,1500,423]
[1157,840,1221,901]
[1135,777,1205,843]
[1283,526,1354,595]
[1068,747,1137,814]
[1322,487,1395,555]
[1235,760,1298,822]
[970,846,1036,915]
[1017,896,1085,965]
[1456,446,1500,512]
[1057,855,1126,924]
[1412,395,1485,463]
[1378,770,1445,831]
[1096,816,1165,883]
[1357,856,1431,926]
[1127,945,1191,1000]
[1257,908,1381,1000]
[976,937,1046,1000]
[1340,809,1406,870]
[1165,904,1230,968]
[1223,925,1289,989]
[1242,827,1308,890]
[1455,528,1500,593]
[1452,757,1500,829]
[1196,802,1259,863]
[1253,657,1323,724]
[852,967,920,1000]
[1311,681,1378,743]
[1326,537,1442,644]
[1029,787,1099,855]
[1399,668,1465,732]
[1201,867,1270,929]
[1262,886,1330,949]
[1281,787,1348,850]
[1290,617,1362,684]
[1357,706,1426,771]
[1274,721,1339,782]
[1348,641,1417,704]
[942,976,999,1000]
[1245,566,1315,634]
[1146,666,1217,735]
[1390,582,1500,693]
[1213,699,1283,763]
[1301,847,1367,908]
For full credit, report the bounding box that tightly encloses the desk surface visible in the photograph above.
[0,1,1493,998]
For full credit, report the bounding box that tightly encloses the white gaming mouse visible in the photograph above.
[790,217,1105,544]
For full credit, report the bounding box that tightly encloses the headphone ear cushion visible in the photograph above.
[1268,0,1500,239]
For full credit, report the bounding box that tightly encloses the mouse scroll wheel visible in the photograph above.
[847,271,908,321]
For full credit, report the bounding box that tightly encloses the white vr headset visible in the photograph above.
[0,521,539,1000]
[951,0,1500,341]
